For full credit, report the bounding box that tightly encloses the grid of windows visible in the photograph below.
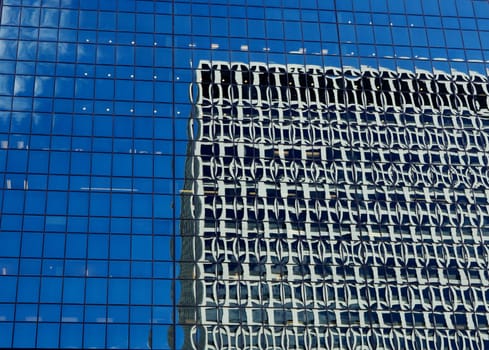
[1,0,489,349]
[0,1,178,348]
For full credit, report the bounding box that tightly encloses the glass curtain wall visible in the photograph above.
[0,0,489,349]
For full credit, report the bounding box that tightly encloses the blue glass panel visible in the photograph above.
[83,323,106,348]
[87,233,108,258]
[108,278,129,304]
[16,277,40,302]
[13,323,36,347]
[0,277,17,302]
[43,233,65,258]
[130,279,151,304]
[107,324,129,348]
[64,259,85,276]
[0,232,21,257]
[19,258,41,275]
[85,278,107,304]
[130,324,151,349]
[37,323,60,348]
[60,323,83,348]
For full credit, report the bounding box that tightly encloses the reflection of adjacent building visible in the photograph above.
[181,60,489,349]
[176,119,205,350]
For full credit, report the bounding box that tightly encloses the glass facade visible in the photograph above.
[1,0,489,349]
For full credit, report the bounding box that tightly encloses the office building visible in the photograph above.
[1,0,489,349]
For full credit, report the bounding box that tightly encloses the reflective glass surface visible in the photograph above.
[1,0,489,348]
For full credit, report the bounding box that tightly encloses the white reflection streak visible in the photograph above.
[14,76,27,95]
[77,44,86,60]
[25,316,41,322]
[34,77,47,97]
[289,48,306,54]
[80,187,138,192]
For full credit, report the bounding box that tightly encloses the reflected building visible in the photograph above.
[181,60,489,349]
